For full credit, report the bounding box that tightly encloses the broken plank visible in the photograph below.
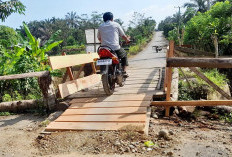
[59,74,101,98]
[62,107,147,115]
[45,122,145,132]
[55,114,146,122]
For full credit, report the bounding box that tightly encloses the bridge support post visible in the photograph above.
[165,40,174,116]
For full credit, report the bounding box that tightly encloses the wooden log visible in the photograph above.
[175,46,214,56]
[0,71,49,81]
[151,100,232,106]
[167,58,232,68]
[0,100,41,112]
[189,67,232,100]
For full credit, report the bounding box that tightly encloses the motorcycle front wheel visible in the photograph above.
[102,69,115,96]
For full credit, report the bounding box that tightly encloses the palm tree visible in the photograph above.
[65,11,78,28]
[183,0,208,13]
[0,0,25,21]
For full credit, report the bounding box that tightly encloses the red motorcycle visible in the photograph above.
[96,46,127,95]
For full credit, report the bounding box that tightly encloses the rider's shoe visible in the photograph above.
[122,71,129,78]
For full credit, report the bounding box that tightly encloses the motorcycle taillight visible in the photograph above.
[98,49,113,58]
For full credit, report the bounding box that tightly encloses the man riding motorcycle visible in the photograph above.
[97,12,130,77]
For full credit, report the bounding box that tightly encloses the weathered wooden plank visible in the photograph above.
[70,101,149,108]
[69,94,153,103]
[59,74,101,98]
[0,71,49,81]
[49,53,99,70]
[62,107,147,115]
[55,114,146,122]
[151,100,232,106]
[167,58,232,68]
[45,122,145,132]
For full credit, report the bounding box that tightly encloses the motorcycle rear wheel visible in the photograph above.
[102,73,115,95]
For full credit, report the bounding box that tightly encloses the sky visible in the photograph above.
[0,0,190,29]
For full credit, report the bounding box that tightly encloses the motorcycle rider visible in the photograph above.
[97,12,130,77]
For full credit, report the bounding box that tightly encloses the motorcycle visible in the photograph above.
[95,46,127,95]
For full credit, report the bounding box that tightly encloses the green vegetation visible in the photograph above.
[0,0,25,22]
[0,112,12,116]
[178,69,228,100]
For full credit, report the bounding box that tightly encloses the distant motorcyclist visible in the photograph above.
[97,12,130,77]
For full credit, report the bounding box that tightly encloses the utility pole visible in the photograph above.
[206,0,211,10]
[174,6,182,46]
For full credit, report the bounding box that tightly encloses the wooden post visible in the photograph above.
[91,62,97,74]
[76,64,85,79]
[62,52,74,81]
[38,72,57,111]
[163,48,169,92]
[165,40,174,116]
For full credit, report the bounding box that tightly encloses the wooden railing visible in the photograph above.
[152,40,232,116]
[0,71,56,112]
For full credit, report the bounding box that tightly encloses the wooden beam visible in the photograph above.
[0,71,49,81]
[75,64,85,79]
[58,74,101,98]
[151,100,232,106]
[91,62,97,74]
[62,52,74,81]
[189,67,232,100]
[167,58,232,68]
[49,53,99,70]
[165,40,174,116]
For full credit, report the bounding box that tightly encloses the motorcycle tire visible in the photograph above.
[102,73,115,96]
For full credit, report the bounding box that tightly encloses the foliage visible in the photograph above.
[0,0,25,21]
[183,0,208,13]
[178,68,228,100]
[0,112,12,116]
[184,1,232,54]
[0,25,21,49]
[127,12,156,55]
[0,23,62,102]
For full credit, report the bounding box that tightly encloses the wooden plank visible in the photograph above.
[0,71,49,81]
[144,107,151,136]
[55,114,146,122]
[62,107,147,115]
[167,58,232,68]
[151,100,232,106]
[45,122,145,132]
[70,101,149,108]
[69,94,152,103]
[59,74,101,98]
[189,67,232,100]
[165,40,174,116]
[49,53,99,70]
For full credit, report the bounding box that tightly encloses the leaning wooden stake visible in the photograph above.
[165,40,174,116]
[189,67,232,100]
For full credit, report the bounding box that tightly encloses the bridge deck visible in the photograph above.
[45,32,167,134]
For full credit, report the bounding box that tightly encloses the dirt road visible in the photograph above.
[0,32,231,157]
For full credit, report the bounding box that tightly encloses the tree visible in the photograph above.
[0,0,25,21]
[0,25,21,48]
[65,11,78,28]
[183,0,208,13]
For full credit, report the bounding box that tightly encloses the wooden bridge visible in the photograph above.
[45,32,167,134]
[2,31,232,134]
